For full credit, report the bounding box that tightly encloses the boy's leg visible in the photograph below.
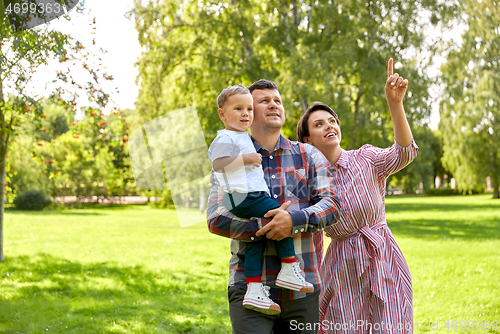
[226,191,280,219]
[275,237,295,259]
[275,238,314,293]
[243,239,281,315]
[244,239,266,279]
[228,286,275,334]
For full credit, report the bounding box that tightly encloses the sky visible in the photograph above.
[25,0,141,113]
[23,0,465,129]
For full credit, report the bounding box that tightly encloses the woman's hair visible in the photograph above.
[217,84,250,109]
[296,102,340,143]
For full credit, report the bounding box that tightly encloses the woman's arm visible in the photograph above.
[385,58,413,147]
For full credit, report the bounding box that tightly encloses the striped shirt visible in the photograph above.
[319,141,418,334]
[207,135,341,301]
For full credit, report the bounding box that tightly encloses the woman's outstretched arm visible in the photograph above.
[385,58,413,147]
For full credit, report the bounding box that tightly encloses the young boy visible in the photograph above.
[207,85,314,315]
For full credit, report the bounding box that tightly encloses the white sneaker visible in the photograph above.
[275,261,314,293]
[243,282,281,315]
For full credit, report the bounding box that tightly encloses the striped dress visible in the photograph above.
[319,141,418,334]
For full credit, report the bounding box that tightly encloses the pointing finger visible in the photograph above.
[387,58,393,78]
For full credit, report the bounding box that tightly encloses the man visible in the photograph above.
[207,79,341,334]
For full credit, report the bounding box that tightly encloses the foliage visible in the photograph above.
[128,0,457,196]
[426,187,460,196]
[388,125,439,193]
[12,189,52,210]
[128,0,439,141]
[0,3,119,260]
[439,0,500,198]
[5,101,136,204]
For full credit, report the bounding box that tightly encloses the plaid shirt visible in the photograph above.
[207,135,340,301]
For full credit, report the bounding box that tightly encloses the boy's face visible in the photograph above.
[218,93,254,132]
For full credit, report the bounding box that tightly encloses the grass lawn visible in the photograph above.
[0,194,499,333]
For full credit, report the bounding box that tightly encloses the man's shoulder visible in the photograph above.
[280,139,329,168]
[283,138,308,149]
[285,139,320,155]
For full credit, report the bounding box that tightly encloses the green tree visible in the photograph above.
[389,125,440,193]
[0,5,115,260]
[129,0,455,140]
[129,0,456,199]
[440,0,500,198]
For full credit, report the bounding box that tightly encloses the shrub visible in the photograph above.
[13,190,53,210]
[426,187,485,196]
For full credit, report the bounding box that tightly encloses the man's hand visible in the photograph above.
[243,153,262,167]
[255,201,292,241]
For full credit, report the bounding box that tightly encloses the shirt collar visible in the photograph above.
[335,149,349,169]
[251,134,290,153]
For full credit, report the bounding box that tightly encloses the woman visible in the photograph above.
[296,59,417,334]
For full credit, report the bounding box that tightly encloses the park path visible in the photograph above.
[53,196,155,204]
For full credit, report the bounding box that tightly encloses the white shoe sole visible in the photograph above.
[243,300,281,315]
[275,278,314,293]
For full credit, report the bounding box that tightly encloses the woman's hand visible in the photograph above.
[385,58,408,105]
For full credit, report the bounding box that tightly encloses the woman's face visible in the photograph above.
[304,110,342,153]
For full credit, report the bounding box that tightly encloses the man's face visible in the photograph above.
[250,89,285,133]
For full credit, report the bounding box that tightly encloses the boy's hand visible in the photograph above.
[385,58,408,105]
[243,153,262,167]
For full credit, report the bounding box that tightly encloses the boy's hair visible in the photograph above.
[217,85,250,109]
[296,102,340,143]
[247,79,279,94]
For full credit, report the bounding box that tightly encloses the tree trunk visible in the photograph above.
[347,86,364,150]
[198,165,206,212]
[283,1,295,56]
[0,64,5,262]
[307,0,313,33]
[0,145,5,262]
[492,149,499,199]
[347,14,374,151]
[493,178,499,199]
[199,182,205,212]
[301,96,308,113]
[291,0,298,27]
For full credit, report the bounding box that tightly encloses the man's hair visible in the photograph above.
[217,84,250,109]
[247,79,279,94]
[296,102,341,143]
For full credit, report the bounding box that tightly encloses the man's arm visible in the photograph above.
[256,144,341,240]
